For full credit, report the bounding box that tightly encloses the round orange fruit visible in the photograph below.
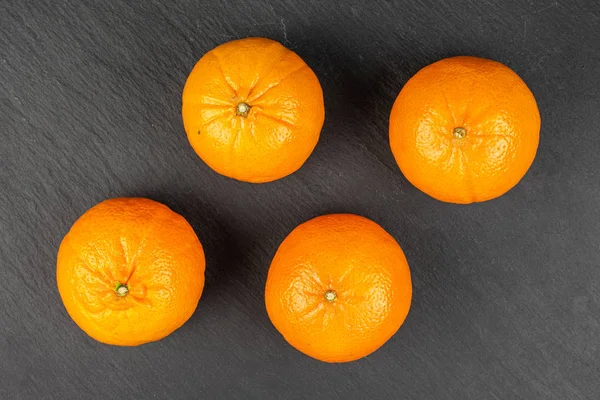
[56,198,205,346]
[389,56,540,203]
[265,214,412,363]
[182,37,325,183]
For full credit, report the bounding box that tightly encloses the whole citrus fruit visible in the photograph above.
[56,198,205,346]
[389,56,540,203]
[265,214,412,363]
[182,37,325,183]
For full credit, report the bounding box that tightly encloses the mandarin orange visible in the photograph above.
[265,214,412,363]
[389,56,540,203]
[182,37,324,183]
[57,198,205,346]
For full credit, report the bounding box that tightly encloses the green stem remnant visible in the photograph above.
[115,282,129,297]
[453,127,467,139]
[324,290,337,303]
[236,102,251,118]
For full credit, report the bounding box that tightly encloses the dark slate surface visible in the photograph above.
[1,0,600,398]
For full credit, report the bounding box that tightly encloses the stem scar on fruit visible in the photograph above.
[453,127,467,139]
[236,102,251,117]
[115,282,129,297]
[324,290,337,302]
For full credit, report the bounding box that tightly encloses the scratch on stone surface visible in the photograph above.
[280,18,288,44]
[252,22,278,27]
[248,18,288,44]
[521,1,558,44]
[213,33,235,40]
[532,1,558,14]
